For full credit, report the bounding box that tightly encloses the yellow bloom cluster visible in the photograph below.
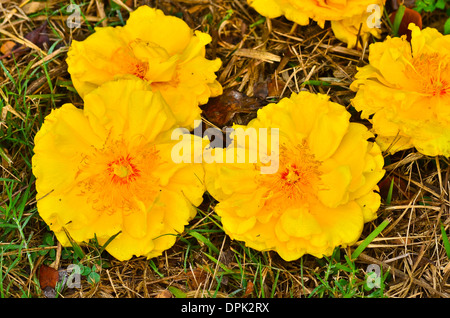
[351,24,450,156]
[67,6,222,129]
[33,4,391,262]
[205,92,385,261]
[247,0,385,48]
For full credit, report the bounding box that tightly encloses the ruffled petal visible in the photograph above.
[247,0,284,19]
[124,6,192,55]
[82,79,176,143]
[247,0,386,48]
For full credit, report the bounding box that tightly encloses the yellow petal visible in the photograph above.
[247,0,284,19]
[318,165,352,208]
[32,104,104,195]
[33,76,205,261]
[307,101,350,161]
[220,210,257,236]
[277,207,322,238]
[122,200,148,239]
[356,189,381,222]
[83,79,176,143]
[313,201,365,248]
[102,231,155,261]
[123,6,192,55]
[67,27,125,97]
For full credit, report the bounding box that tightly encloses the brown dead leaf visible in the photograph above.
[243,280,254,297]
[217,246,234,286]
[186,267,208,290]
[389,7,422,41]
[253,75,287,99]
[201,89,266,127]
[155,289,172,298]
[23,21,51,50]
[253,81,269,100]
[0,41,16,58]
[267,76,287,98]
[38,264,59,290]
[0,21,51,60]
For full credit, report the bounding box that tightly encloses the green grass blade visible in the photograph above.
[203,252,234,275]
[303,80,331,86]
[98,231,121,255]
[62,227,85,259]
[250,17,265,28]
[352,219,391,260]
[392,5,406,37]
[385,178,395,205]
[270,269,280,298]
[149,259,164,278]
[0,61,16,85]
[188,230,219,254]
[168,286,187,298]
[440,222,450,259]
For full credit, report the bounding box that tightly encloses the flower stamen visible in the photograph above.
[107,155,141,185]
[77,139,160,214]
[261,140,322,210]
[407,52,450,96]
[110,44,149,80]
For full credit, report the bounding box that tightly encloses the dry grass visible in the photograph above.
[1,0,450,299]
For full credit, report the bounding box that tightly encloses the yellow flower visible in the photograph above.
[32,79,206,261]
[67,5,222,129]
[204,92,385,261]
[351,24,450,156]
[247,0,385,48]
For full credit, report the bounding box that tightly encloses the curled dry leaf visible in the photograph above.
[22,21,51,50]
[201,89,266,127]
[243,280,254,297]
[0,21,51,60]
[155,289,173,298]
[186,267,208,290]
[254,75,287,99]
[0,41,16,58]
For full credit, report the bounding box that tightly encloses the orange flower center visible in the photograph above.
[110,39,179,83]
[261,140,322,210]
[129,60,149,80]
[111,44,149,80]
[407,52,450,96]
[77,138,161,214]
[107,155,141,185]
